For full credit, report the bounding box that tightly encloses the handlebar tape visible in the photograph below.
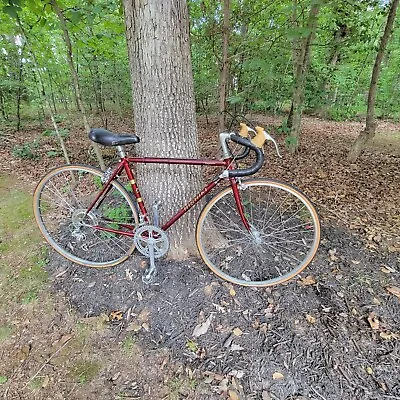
[227,135,265,178]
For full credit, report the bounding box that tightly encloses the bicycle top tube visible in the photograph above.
[89,128,265,178]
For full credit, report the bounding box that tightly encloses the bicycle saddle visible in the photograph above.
[89,128,140,146]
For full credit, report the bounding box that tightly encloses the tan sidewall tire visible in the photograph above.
[33,164,138,268]
[195,178,321,287]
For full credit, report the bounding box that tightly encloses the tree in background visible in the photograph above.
[287,0,322,153]
[123,0,203,258]
[51,0,105,170]
[347,0,400,162]
[219,0,230,132]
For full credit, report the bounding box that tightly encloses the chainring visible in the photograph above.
[133,225,169,258]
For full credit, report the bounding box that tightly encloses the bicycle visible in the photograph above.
[33,123,320,287]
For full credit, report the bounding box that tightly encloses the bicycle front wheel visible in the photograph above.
[196,179,320,287]
[33,164,139,267]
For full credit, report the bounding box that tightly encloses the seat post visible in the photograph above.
[116,145,126,159]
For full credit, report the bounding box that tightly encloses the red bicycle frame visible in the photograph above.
[86,155,251,236]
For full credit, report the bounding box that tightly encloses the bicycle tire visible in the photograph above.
[196,178,320,287]
[33,164,139,267]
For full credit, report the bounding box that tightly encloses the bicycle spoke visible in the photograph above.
[34,165,137,267]
[197,180,320,286]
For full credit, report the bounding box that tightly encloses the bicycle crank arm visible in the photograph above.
[142,238,157,284]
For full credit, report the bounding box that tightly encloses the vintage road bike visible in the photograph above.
[33,123,321,287]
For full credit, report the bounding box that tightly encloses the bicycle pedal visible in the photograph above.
[142,266,157,285]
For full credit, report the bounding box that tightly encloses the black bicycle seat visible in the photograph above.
[89,128,140,146]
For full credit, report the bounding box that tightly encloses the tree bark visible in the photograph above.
[288,0,321,153]
[16,43,26,131]
[347,0,400,162]
[123,0,203,259]
[219,0,231,133]
[51,0,105,170]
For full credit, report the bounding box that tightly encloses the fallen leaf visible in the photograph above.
[141,322,150,331]
[213,303,226,313]
[204,282,219,296]
[218,378,229,392]
[138,308,150,323]
[126,322,142,332]
[366,366,373,375]
[379,331,398,340]
[230,288,236,296]
[306,314,316,324]
[193,314,213,337]
[298,275,316,286]
[328,248,338,261]
[231,344,244,351]
[367,312,380,330]
[228,370,245,379]
[42,375,50,388]
[262,392,272,400]
[232,327,243,336]
[386,286,400,300]
[125,268,133,281]
[380,266,394,274]
[272,372,284,380]
[109,310,123,321]
[186,339,198,352]
[228,390,240,400]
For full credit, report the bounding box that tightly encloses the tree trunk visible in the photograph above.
[0,91,8,120]
[219,0,230,133]
[288,0,321,153]
[124,0,203,259]
[347,0,399,162]
[51,0,105,170]
[16,43,25,131]
[18,20,72,166]
[47,73,58,114]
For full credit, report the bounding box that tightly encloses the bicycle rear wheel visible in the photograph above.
[33,164,139,267]
[196,179,320,287]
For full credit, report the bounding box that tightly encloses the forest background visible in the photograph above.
[1,0,399,146]
[0,1,399,399]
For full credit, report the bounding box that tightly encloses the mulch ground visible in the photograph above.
[1,113,399,399]
[48,224,399,400]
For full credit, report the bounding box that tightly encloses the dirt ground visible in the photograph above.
[0,114,399,400]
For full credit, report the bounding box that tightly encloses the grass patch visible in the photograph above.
[167,377,198,400]
[70,360,101,384]
[0,325,13,341]
[0,177,47,308]
[122,335,136,353]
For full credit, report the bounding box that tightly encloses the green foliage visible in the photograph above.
[0,0,399,138]
[46,150,62,158]
[122,335,135,353]
[12,139,41,160]
[42,128,69,138]
[0,376,8,385]
[70,360,101,384]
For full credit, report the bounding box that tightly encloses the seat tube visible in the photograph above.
[230,178,250,231]
[124,160,148,220]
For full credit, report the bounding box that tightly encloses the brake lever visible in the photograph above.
[254,126,282,158]
[264,131,282,158]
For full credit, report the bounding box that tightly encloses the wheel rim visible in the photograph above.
[196,179,320,286]
[34,166,138,267]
